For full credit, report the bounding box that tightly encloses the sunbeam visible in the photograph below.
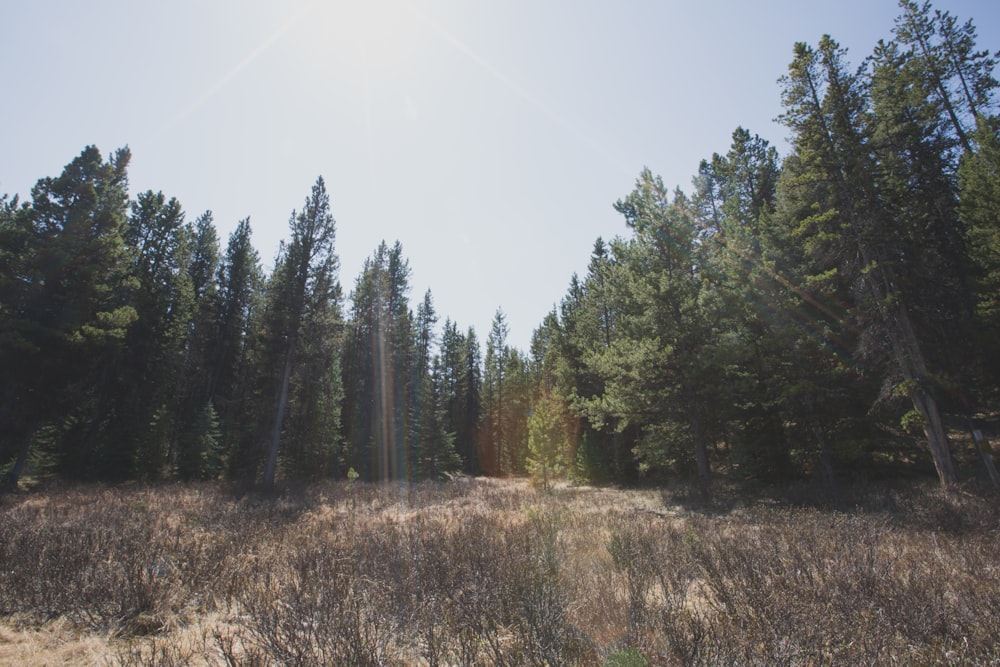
[156,6,306,136]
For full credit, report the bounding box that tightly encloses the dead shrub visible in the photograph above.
[1,479,999,665]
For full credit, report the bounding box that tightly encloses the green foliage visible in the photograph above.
[342,241,415,480]
[900,409,927,435]
[572,431,606,484]
[258,177,344,486]
[2,0,998,490]
[0,145,135,485]
[604,647,647,667]
[771,20,991,487]
[527,391,570,489]
[177,402,223,481]
[438,319,482,474]
[960,118,1000,389]
[215,218,263,481]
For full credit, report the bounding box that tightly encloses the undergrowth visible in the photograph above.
[1,478,998,665]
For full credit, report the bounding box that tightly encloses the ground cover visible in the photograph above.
[1,477,998,665]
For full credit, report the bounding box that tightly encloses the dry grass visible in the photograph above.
[1,478,999,665]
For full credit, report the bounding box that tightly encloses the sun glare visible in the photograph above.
[296,0,422,83]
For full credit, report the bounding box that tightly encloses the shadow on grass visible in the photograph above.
[655,470,1000,534]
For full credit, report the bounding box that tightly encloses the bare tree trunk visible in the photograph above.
[3,426,36,490]
[967,418,1000,491]
[894,306,958,489]
[909,385,958,488]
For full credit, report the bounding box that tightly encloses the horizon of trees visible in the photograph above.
[2,0,999,491]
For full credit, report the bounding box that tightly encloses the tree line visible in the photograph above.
[529,1,1000,491]
[0,160,487,487]
[2,0,998,490]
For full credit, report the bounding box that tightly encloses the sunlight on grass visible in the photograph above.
[2,479,999,664]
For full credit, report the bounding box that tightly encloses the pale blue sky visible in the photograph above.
[2,0,997,349]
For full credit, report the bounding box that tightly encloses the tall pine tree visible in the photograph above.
[259,177,343,488]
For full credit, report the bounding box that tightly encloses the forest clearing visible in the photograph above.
[2,477,999,665]
[4,1,1000,661]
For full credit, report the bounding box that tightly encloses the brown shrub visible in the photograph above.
[1,479,998,665]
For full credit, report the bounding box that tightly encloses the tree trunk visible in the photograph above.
[904,7,974,154]
[891,304,958,489]
[263,341,295,489]
[908,385,957,488]
[684,385,711,484]
[806,395,837,494]
[613,430,624,482]
[3,426,36,490]
[692,414,710,483]
[968,418,1000,491]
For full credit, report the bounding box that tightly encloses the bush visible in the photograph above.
[1,479,999,665]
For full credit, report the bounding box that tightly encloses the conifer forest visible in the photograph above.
[3,1,1000,493]
[6,2,1000,664]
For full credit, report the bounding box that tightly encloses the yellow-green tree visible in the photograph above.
[527,390,570,489]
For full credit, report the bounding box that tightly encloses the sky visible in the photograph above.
[2,0,998,350]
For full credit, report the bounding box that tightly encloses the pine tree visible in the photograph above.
[778,36,958,487]
[549,242,634,483]
[0,146,135,487]
[483,309,510,475]
[527,390,570,489]
[960,119,1000,384]
[459,326,483,474]
[259,177,342,488]
[694,129,801,481]
[342,241,414,480]
[582,171,717,482]
[407,290,461,478]
[215,218,264,481]
[888,3,1000,483]
[176,211,222,480]
[96,189,194,480]
[893,1,998,154]
[439,320,465,453]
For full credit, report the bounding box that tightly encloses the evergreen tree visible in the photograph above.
[215,218,264,481]
[694,129,799,481]
[549,243,635,483]
[259,177,342,487]
[888,3,1000,458]
[483,309,510,475]
[342,241,415,480]
[280,258,344,480]
[960,119,1000,388]
[0,147,135,487]
[777,36,959,487]
[96,190,194,480]
[439,319,465,458]
[414,356,462,479]
[411,290,453,478]
[459,327,483,474]
[527,389,570,489]
[502,348,534,474]
[176,211,222,480]
[893,0,998,154]
[578,171,717,482]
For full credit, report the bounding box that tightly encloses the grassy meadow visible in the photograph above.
[1,477,999,665]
